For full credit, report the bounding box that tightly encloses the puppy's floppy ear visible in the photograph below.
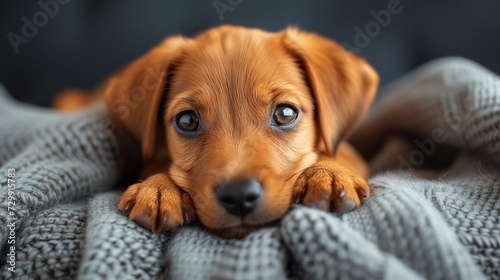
[104,36,186,160]
[282,28,379,156]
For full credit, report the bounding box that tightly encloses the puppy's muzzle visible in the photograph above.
[216,178,263,218]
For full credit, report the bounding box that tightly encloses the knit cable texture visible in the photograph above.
[0,57,499,279]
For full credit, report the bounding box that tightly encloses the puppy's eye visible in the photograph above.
[176,110,199,131]
[273,104,298,125]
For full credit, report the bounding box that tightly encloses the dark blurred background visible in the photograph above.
[1,0,499,107]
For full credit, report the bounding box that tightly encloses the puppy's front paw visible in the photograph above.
[293,159,370,213]
[118,174,195,233]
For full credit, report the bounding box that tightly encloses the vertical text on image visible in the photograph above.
[6,168,17,273]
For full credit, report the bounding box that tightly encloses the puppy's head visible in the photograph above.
[106,25,378,238]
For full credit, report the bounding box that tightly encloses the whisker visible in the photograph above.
[285,169,304,182]
[267,54,286,88]
[285,164,330,182]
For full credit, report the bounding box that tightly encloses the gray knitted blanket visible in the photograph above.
[0,57,499,280]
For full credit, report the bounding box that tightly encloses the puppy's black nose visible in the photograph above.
[216,178,263,218]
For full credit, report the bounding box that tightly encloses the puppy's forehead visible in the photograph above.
[170,31,309,109]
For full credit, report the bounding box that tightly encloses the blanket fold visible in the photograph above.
[0,57,499,280]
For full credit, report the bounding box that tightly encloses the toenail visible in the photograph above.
[337,199,356,213]
[339,189,346,198]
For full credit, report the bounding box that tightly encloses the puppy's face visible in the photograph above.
[164,30,318,237]
[106,26,378,238]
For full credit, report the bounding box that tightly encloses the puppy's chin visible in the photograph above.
[208,222,275,239]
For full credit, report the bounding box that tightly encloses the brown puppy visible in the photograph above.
[55,25,378,238]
